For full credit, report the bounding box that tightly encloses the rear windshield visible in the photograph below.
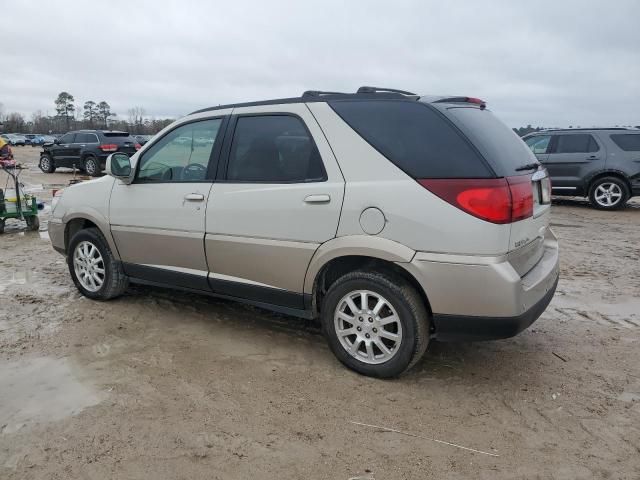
[610,134,640,152]
[329,100,492,178]
[443,106,539,176]
[103,132,130,138]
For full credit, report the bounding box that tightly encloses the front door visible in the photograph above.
[52,132,76,167]
[109,115,228,290]
[206,104,344,308]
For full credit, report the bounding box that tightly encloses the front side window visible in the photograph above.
[226,115,326,183]
[137,119,222,182]
[610,134,640,152]
[525,135,551,154]
[554,134,599,154]
[59,133,75,144]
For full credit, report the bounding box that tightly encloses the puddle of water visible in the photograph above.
[0,270,32,294]
[0,357,101,435]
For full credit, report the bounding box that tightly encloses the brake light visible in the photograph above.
[99,144,118,152]
[134,143,141,150]
[418,176,533,224]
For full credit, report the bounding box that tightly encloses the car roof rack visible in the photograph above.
[191,87,419,114]
[356,86,417,96]
[541,127,634,132]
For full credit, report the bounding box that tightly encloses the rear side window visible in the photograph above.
[103,132,130,138]
[554,134,599,153]
[610,134,640,151]
[226,115,326,183]
[59,133,75,143]
[330,100,491,178]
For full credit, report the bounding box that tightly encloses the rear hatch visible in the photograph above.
[438,103,551,276]
[103,132,138,156]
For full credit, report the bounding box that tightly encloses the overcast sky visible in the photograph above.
[2,0,639,127]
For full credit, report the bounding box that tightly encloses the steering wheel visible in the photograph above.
[182,163,207,181]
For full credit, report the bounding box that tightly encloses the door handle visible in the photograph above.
[184,193,205,201]
[587,155,599,160]
[304,194,331,204]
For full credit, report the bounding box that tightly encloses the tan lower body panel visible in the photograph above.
[111,226,207,271]
[205,234,318,293]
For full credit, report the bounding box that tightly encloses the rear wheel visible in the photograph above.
[25,215,39,231]
[321,271,429,378]
[68,228,128,300]
[39,154,55,173]
[589,176,629,210]
[83,156,101,177]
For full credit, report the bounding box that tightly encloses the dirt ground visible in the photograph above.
[1,147,639,480]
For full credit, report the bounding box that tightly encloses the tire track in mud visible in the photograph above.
[550,306,640,329]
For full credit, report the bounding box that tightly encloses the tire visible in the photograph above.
[67,227,128,300]
[0,219,4,234]
[39,154,56,173]
[321,271,429,378]
[25,215,39,231]
[588,176,629,210]
[83,156,101,177]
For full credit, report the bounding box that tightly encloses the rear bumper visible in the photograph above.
[402,229,560,341]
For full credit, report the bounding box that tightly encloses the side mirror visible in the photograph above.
[106,153,133,184]
[53,138,60,144]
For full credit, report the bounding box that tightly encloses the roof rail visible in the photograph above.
[541,127,633,132]
[302,90,349,97]
[356,86,417,96]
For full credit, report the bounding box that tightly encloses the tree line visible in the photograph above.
[0,92,175,135]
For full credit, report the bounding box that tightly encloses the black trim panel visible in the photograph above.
[123,263,210,291]
[433,277,558,342]
[208,277,304,310]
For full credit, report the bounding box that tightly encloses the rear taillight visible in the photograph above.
[134,143,141,150]
[99,144,118,152]
[540,175,552,204]
[418,175,534,224]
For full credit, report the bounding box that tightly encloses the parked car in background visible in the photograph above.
[39,130,141,176]
[4,134,26,146]
[47,87,559,378]
[24,134,37,145]
[133,134,152,146]
[523,128,640,209]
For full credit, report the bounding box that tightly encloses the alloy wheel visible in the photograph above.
[73,241,105,292]
[334,289,403,364]
[594,182,622,207]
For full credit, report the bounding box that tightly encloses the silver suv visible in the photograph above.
[523,128,640,209]
[48,87,560,377]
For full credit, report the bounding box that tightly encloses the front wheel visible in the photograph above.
[589,176,629,210]
[25,215,39,231]
[321,271,429,378]
[39,154,56,173]
[68,228,128,300]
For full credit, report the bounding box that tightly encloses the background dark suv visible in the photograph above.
[39,130,140,176]
[523,128,640,209]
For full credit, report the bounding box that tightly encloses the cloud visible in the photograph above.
[1,0,638,127]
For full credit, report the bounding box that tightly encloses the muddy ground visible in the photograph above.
[1,147,639,479]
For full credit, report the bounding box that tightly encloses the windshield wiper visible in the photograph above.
[515,162,540,172]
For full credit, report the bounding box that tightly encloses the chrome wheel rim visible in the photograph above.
[594,183,622,207]
[40,157,50,170]
[73,241,105,292]
[334,290,403,365]
[85,159,96,175]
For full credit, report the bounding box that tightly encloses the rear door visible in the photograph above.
[206,104,344,308]
[109,115,228,290]
[545,133,604,192]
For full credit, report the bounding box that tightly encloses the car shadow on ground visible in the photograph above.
[126,284,546,385]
